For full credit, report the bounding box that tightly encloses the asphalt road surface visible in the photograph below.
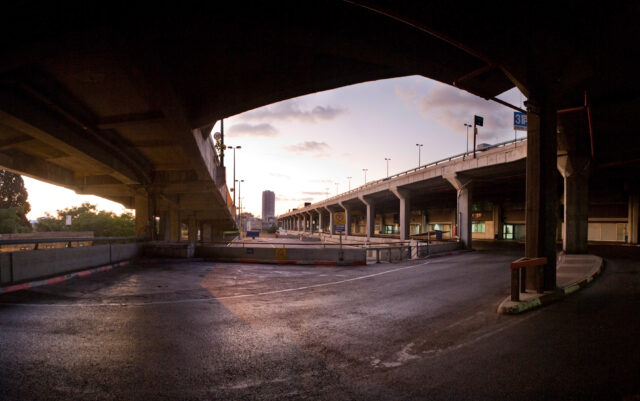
[1,245,638,400]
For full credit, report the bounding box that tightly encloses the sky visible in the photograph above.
[24,75,525,220]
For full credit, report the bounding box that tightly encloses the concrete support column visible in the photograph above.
[493,204,502,240]
[339,202,352,236]
[296,215,301,231]
[525,98,558,291]
[558,111,591,254]
[446,175,472,249]
[558,155,590,253]
[134,189,151,239]
[629,194,639,244]
[359,196,376,239]
[390,188,411,240]
[202,222,212,242]
[325,207,335,235]
[302,215,307,232]
[168,207,180,242]
[188,215,198,242]
[318,210,324,233]
[307,212,314,233]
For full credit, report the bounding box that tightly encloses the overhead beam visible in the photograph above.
[0,86,148,185]
[0,150,75,189]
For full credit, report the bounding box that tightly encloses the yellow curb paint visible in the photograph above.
[565,284,580,295]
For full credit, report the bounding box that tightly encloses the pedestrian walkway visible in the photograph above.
[498,253,603,314]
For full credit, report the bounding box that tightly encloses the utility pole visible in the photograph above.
[362,168,368,184]
[347,176,352,191]
[416,144,423,167]
[228,146,241,208]
[464,123,471,156]
[385,158,391,177]
[473,115,483,159]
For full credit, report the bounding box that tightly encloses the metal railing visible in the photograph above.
[279,137,527,217]
[0,236,143,251]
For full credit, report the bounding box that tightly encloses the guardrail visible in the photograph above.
[0,237,143,250]
[509,257,547,301]
[279,137,527,217]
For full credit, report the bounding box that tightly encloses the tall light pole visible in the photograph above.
[416,144,423,167]
[384,158,391,177]
[463,123,471,156]
[228,145,241,208]
[347,176,352,191]
[362,168,368,184]
[236,179,244,232]
[335,182,339,195]
[325,187,329,199]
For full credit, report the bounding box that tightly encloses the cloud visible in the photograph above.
[283,141,331,157]
[269,172,290,179]
[395,84,515,143]
[227,123,277,137]
[302,191,327,196]
[238,100,347,123]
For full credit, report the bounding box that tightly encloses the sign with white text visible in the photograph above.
[514,112,527,131]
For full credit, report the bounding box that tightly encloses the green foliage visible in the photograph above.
[0,170,32,232]
[0,207,32,234]
[34,202,135,237]
[266,225,278,234]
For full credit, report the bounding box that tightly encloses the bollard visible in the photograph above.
[376,249,380,263]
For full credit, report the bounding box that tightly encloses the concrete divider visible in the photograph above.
[0,243,144,285]
[196,245,366,266]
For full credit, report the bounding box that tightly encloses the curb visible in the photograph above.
[498,257,604,314]
[0,261,130,295]
[205,258,366,266]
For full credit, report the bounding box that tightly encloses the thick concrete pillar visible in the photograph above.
[525,98,558,291]
[359,196,376,238]
[134,189,151,239]
[296,215,301,231]
[168,207,180,242]
[446,175,472,249]
[558,155,589,253]
[318,210,324,233]
[325,207,335,235]
[339,202,352,236]
[629,194,639,244]
[188,215,198,242]
[302,215,307,232]
[390,188,411,240]
[558,111,591,254]
[202,222,212,242]
[493,204,502,240]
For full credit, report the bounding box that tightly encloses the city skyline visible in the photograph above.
[23,75,524,219]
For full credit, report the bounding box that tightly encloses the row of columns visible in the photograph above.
[134,190,228,243]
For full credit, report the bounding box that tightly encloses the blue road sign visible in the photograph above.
[514,112,527,131]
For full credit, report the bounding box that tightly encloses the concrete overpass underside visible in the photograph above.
[0,3,638,290]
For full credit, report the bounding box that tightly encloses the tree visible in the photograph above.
[0,207,32,233]
[34,202,135,237]
[0,170,32,233]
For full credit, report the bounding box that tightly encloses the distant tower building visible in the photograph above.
[262,190,275,219]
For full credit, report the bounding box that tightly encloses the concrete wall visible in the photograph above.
[0,243,144,285]
[196,245,366,265]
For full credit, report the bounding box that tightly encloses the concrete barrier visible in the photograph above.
[0,243,144,285]
[144,242,195,258]
[196,245,366,266]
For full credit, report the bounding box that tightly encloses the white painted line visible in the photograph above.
[1,260,435,308]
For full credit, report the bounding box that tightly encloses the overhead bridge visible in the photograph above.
[280,139,528,248]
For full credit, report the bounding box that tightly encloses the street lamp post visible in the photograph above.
[236,179,244,233]
[464,123,471,156]
[362,168,368,184]
[335,182,339,195]
[416,144,423,167]
[347,176,352,191]
[384,158,391,177]
[228,145,242,208]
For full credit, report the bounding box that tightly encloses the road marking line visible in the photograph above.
[1,260,435,308]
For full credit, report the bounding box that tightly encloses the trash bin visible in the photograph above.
[435,230,443,240]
